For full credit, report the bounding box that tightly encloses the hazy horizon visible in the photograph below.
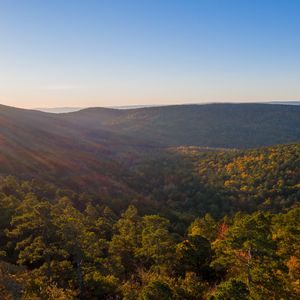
[0,99,299,112]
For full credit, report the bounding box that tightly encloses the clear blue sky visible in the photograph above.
[0,0,299,108]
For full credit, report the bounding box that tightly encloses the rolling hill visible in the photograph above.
[0,103,300,191]
[0,103,299,299]
[0,104,142,195]
[60,103,300,148]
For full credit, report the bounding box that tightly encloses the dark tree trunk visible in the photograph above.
[247,247,252,286]
[76,255,84,297]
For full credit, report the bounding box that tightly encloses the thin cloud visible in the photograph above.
[41,85,82,91]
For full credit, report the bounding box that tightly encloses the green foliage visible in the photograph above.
[178,272,207,299]
[0,140,299,299]
[176,235,211,275]
[84,272,120,298]
[127,143,300,220]
[109,205,142,277]
[188,214,218,242]
[190,143,300,213]
[138,215,175,270]
[210,279,249,300]
[212,212,291,299]
[139,280,174,300]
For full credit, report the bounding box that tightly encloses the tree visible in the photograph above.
[8,194,61,280]
[139,280,174,300]
[83,272,120,299]
[178,272,207,299]
[0,193,19,256]
[212,212,290,299]
[109,205,142,277]
[188,214,217,242]
[138,215,175,271]
[176,234,212,276]
[209,279,249,300]
[53,199,103,296]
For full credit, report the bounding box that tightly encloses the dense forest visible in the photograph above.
[0,143,299,299]
[59,104,300,148]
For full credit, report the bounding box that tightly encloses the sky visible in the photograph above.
[0,0,300,108]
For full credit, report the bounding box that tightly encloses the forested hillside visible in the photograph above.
[61,103,300,148]
[0,143,299,299]
[126,144,300,220]
[1,103,300,194]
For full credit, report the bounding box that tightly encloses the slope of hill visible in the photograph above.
[176,143,300,213]
[123,143,300,220]
[0,104,144,195]
[0,143,299,299]
[62,103,300,148]
[0,103,300,192]
[0,103,299,299]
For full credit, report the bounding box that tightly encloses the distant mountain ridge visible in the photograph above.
[34,101,300,113]
[0,103,300,190]
[3,103,300,149]
[59,103,300,148]
[269,101,300,105]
